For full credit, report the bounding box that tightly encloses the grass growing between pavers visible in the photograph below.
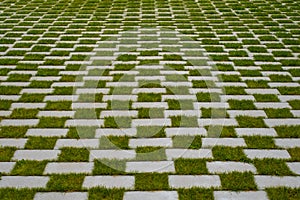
[175,159,208,175]
[266,187,300,200]
[0,189,36,200]
[46,174,85,191]
[89,188,125,200]
[93,159,126,175]
[135,173,169,190]
[58,148,89,162]
[178,188,214,200]
[220,172,257,191]
[11,160,47,176]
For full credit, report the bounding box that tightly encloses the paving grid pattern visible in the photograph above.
[0,0,300,199]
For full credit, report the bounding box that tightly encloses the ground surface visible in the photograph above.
[0,0,300,199]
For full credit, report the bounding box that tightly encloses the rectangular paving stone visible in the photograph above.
[214,191,268,200]
[166,149,213,160]
[54,139,99,149]
[227,110,266,118]
[162,95,196,101]
[65,119,104,127]
[244,149,291,159]
[275,139,300,148]
[126,161,175,173]
[132,119,171,127]
[0,176,49,188]
[103,95,137,101]
[72,103,107,109]
[255,102,291,109]
[34,192,88,200]
[37,111,75,118]
[83,176,134,189]
[198,119,238,126]
[0,162,15,173]
[264,119,300,127]
[96,128,137,137]
[134,130,171,143]
[164,110,201,117]
[76,88,110,94]
[207,161,256,174]
[166,128,207,137]
[20,88,54,94]
[12,150,60,161]
[89,150,136,161]
[202,138,246,148]
[194,102,229,109]
[0,111,12,117]
[235,128,277,137]
[11,103,46,109]
[123,191,178,200]
[0,119,39,126]
[44,162,93,174]
[221,95,255,101]
[132,88,166,94]
[245,89,280,94]
[44,95,79,102]
[100,110,138,118]
[0,139,27,148]
[287,162,300,175]
[255,176,300,189]
[26,129,68,137]
[169,175,221,188]
[132,102,168,109]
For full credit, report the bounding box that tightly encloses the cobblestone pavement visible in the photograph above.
[0,0,300,199]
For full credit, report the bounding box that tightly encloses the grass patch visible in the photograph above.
[175,159,208,175]
[171,116,198,127]
[228,100,256,110]
[178,188,213,200]
[100,136,129,149]
[11,160,47,175]
[138,108,164,118]
[136,126,165,138]
[19,94,45,102]
[201,108,228,118]
[224,87,246,95]
[138,93,161,102]
[275,126,300,138]
[45,101,72,111]
[220,172,257,191]
[266,187,300,200]
[172,136,202,149]
[206,126,237,138]
[136,146,166,161]
[0,100,12,110]
[46,174,84,191]
[244,136,276,149]
[167,99,194,110]
[135,173,169,190]
[196,93,220,102]
[288,100,300,110]
[25,137,57,149]
[89,188,125,200]
[236,116,267,128]
[265,108,293,118]
[254,94,280,102]
[288,148,300,161]
[254,158,294,176]
[0,189,36,200]
[93,159,126,175]
[213,146,250,162]
[0,147,16,161]
[10,109,38,119]
[104,117,132,128]
[0,126,28,138]
[38,117,67,128]
[58,148,89,162]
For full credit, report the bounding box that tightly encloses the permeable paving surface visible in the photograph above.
[0,0,300,199]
